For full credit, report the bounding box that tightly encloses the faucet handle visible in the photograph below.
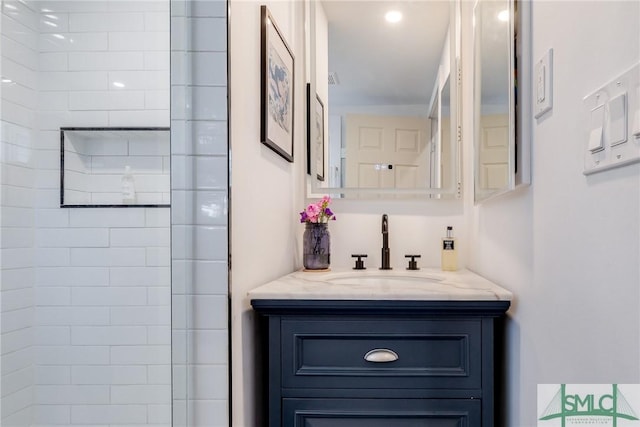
[404,254,421,270]
[351,254,368,270]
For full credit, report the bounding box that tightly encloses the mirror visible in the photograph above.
[307,0,461,198]
[473,0,531,203]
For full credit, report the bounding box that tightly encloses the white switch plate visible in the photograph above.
[534,48,553,118]
[583,62,640,176]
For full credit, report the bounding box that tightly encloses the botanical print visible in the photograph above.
[260,5,294,162]
[268,45,291,134]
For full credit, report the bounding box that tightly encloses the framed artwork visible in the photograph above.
[306,83,325,181]
[261,5,295,162]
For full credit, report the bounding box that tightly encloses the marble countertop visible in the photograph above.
[248,268,513,301]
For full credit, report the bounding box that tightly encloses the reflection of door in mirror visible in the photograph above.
[344,114,428,190]
[479,115,509,189]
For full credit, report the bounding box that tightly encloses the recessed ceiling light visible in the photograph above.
[498,9,509,22]
[113,81,125,88]
[385,10,402,24]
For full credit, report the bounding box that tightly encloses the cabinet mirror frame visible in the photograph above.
[307,0,462,199]
[473,0,531,204]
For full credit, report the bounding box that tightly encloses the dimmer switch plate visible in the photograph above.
[534,49,553,118]
[583,62,640,176]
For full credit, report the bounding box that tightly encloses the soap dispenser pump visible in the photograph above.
[441,226,457,271]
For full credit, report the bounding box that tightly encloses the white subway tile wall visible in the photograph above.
[2,0,175,426]
[3,0,229,424]
[1,0,38,424]
[34,0,172,412]
[171,0,229,426]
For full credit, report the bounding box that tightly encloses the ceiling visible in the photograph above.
[321,0,511,110]
[322,0,451,107]
[478,0,510,107]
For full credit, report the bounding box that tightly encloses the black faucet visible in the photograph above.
[380,214,391,270]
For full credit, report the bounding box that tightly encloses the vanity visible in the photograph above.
[249,269,512,427]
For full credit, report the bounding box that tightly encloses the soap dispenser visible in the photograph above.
[441,226,457,271]
[121,165,136,204]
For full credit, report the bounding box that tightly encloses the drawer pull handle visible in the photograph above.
[364,348,399,363]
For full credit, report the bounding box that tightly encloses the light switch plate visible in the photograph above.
[583,62,640,176]
[534,48,553,118]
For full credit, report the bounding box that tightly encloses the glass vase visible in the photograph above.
[303,222,330,270]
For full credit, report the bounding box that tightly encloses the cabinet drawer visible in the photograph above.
[281,318,481,390]
[283,398,481,427]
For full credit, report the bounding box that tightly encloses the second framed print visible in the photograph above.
[306,84,325,181]
[260,5,294,162]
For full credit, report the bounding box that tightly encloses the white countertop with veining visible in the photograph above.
[248,268,513,301]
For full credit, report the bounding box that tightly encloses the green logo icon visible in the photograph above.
[539,384,639,426]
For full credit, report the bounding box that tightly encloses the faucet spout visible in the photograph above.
[380,214,391,270]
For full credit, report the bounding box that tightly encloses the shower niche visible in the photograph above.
[60,127,171,208]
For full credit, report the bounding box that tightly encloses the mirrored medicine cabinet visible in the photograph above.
[305,0,531,201]
[306,0,461,199]
[473,0,531,203]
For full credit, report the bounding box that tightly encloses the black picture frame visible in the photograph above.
[260,5,295,163]
[306,83,325,181]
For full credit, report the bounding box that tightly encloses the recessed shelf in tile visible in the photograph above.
[61,127,170,208]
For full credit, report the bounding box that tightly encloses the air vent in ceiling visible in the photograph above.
[328,71,340,85]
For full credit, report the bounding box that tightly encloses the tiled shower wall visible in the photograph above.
[1,0,38,424]
[2,0,229,425]
[33,208,171,425]
[170,1,229,425]
[33,1,172,425]
[2,0,174,425]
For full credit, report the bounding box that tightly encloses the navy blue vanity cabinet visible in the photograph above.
[251,300,510,427]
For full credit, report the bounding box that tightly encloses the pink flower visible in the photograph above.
[299,195,337,224]
[305,204,321,223]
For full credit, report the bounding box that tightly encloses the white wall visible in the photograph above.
[464,1,640,425]
[328,199,465,270]
[229,0,306,425]
[1,0,38,424]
